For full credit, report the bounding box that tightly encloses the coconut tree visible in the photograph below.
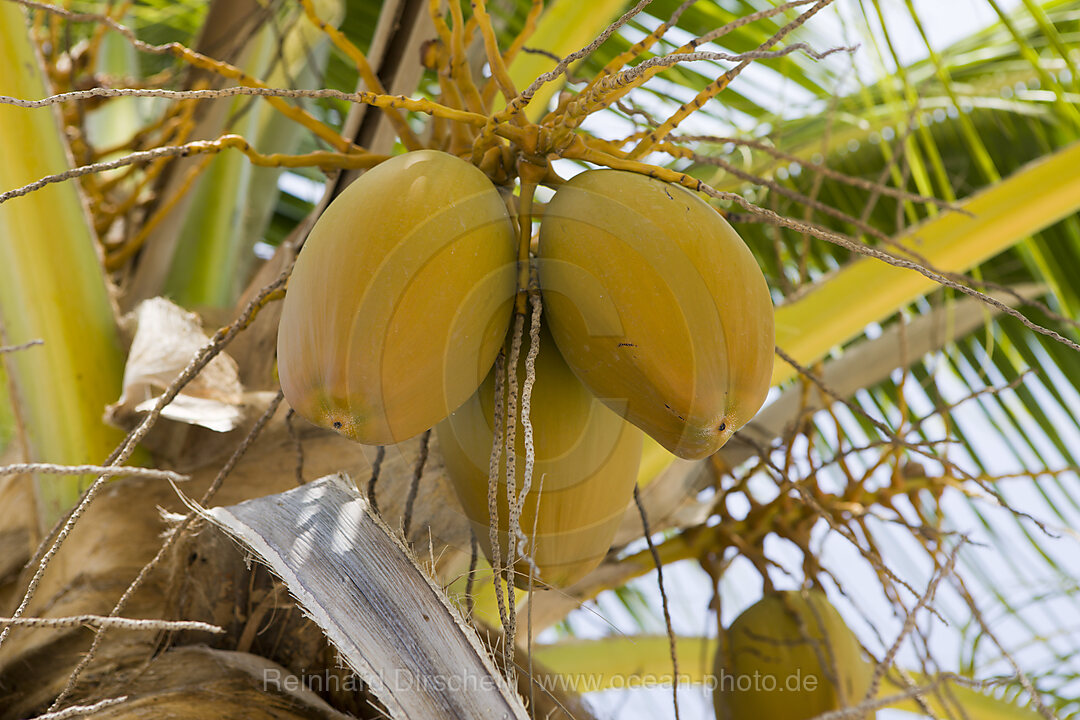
[1,0,1079,718]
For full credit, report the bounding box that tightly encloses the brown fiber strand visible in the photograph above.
[367,445,386,514]
[634,483,680,720]
[402,430,431,540]
[284,409,305,485]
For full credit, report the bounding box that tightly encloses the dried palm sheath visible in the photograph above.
[191,473,529,720]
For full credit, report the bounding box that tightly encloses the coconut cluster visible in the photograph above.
[277,150,775,587]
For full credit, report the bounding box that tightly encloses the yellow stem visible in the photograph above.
[448,0,485,114]
[297,0,421,150]
[472,0,519,108]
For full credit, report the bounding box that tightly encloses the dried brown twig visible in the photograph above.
[634,483,681,720]
[0,615,223,633]
[0,463,187,482]
[0,338,43,354]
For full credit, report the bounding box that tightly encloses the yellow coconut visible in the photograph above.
[714,590,874,720]
[537,169,774,460]
[277,150,516,444]
[437,323,643,589]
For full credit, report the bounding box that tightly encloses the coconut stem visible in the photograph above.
[514,159,545,314]
[485,351,512,672]
[502,313,524,683]
[513,290,543,565]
